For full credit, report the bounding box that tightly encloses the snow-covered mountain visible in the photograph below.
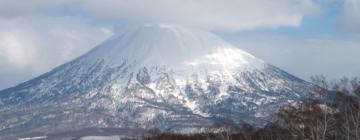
[0,24,314,138]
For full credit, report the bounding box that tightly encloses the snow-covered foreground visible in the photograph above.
[18,136,47,140]
[80,136,124,140]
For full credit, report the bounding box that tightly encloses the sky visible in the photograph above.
[0,0,359,90]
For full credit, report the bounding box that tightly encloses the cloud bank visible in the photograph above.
[81,0,319,31]
[0,0,319,31]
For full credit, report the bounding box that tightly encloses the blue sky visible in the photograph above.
[0,0,359,90]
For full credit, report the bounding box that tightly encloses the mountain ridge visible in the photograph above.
[0,24,314,138]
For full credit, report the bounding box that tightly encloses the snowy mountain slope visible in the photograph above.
[0,24,314,138]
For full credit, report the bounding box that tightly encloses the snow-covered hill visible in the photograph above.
[0,24,314,138]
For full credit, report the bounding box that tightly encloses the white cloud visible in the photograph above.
[0,34,34,68]
[0,17,112,89]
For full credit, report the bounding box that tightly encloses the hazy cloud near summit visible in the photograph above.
[81,0,319,31]
[0,0,319,31]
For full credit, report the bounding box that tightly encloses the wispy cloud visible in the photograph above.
[339,0,360,32]
[226,33,360,80]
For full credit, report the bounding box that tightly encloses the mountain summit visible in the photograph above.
[0,24,313,138]
[82,24,264,72]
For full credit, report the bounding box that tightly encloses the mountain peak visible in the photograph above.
[81,24,264,72]
[0,24,313,139]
